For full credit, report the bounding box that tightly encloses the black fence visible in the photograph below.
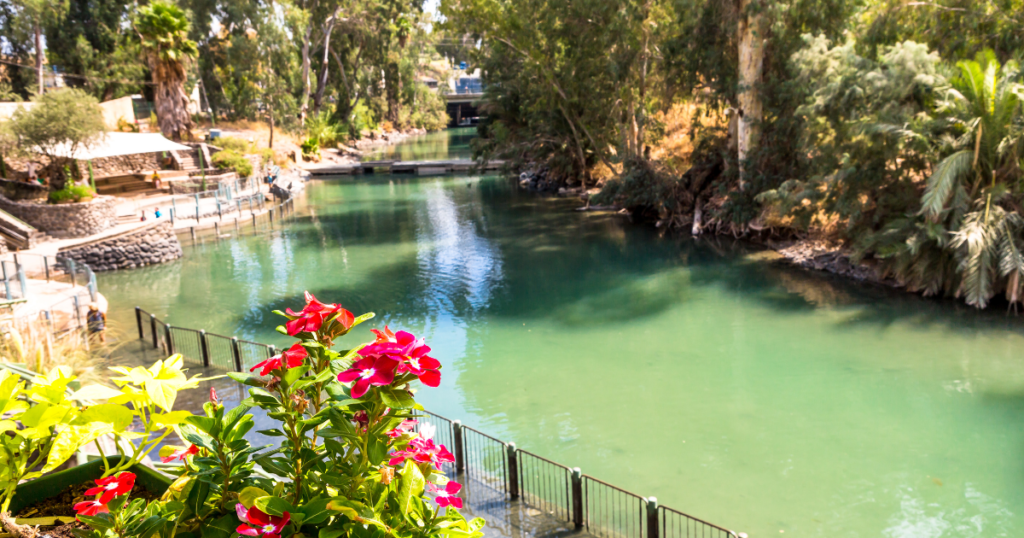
[132,309,742,538]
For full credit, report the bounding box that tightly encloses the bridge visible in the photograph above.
[302,159,504,176]
[446,90,483,127]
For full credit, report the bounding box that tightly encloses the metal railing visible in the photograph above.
[131,308,742,538]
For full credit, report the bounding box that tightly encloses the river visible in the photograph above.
[99,128,1024,538]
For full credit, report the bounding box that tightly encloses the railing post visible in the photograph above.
[506,442,519,499]
[199,329,211,367]
[68,259,77,287]
[572,468,584,529]
[268,345,277,357]
[72,295,82,329]
[135,307,143,339]
[646,497,659,538]
[43,256,50,282]
[16,265,27,299]
[150,314,158,348]
[87,269,97,301]
[166,325,175,354]
[231,336,243,372]
[452,420,465,474]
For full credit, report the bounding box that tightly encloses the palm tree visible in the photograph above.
[918,51,1024,307]
[135,1,198,141]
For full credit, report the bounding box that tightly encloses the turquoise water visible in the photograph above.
[99,131,1024,537]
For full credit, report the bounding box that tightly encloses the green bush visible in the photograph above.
[48,184,95,204]
[258,147,274,165]
[211,149,254,177]
[217,136,252,153]
[300,137,321,159]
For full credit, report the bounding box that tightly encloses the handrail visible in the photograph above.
[132,298,744,538]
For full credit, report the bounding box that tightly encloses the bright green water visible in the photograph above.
[99,130,1024,538]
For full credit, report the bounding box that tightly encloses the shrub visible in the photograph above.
[300,137,321,160]
[211,149,254,177]
[48,184,96,204]
[217,136,252,153]
[60,294,484,538]
[258,147,274,165]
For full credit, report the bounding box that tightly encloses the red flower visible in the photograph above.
[337,355,398,398]
[250,342,307,376]
[236,504,290,538]
[210,387,218,404]
[361,330,442,388]
[389,438,455,470]
[74,500,109,518]
[428,481,463,509]
[284,291,354,336]
[386,419,418,439]
[85,472,135,504]
[161,444,199,463]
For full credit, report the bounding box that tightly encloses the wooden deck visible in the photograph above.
[302,159,504,177]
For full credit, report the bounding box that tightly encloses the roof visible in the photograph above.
[47,132,192,160]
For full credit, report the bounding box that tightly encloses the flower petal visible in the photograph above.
[418,369,441,387]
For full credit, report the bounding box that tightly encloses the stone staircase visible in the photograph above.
[94,174,163,197]
[175,149,201,171]
[0,208,49,249]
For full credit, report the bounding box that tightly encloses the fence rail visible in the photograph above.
[131,308,742,538]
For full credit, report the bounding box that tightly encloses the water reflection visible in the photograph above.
[99,166,1024,538]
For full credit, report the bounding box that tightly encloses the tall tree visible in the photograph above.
[44,0,145,101]
[135,1,198,141]
[11,0,67,95]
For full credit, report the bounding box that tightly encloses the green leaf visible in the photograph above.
[200,513,238,538]
[185,478,211,517]
[79,404,134,431]
[226,372,265,387]
[254,496,296,517]
[379,387,415,409]
[238,487,270,508]
[397,460,426,515]
[281,366,310,388]
[297,496,333,525]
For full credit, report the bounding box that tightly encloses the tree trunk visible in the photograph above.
[299,23,314,126]
[269,105,275,149]
[736,0,765,190]
[151,59,194,141]
[34,21,43,95]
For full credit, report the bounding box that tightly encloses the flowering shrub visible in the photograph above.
[70,292,483,538]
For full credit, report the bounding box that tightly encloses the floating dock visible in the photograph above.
[302,159,504,177]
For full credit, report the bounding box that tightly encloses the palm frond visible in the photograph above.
[921,150,972,219]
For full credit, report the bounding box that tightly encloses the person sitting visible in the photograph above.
[154,208,162,218]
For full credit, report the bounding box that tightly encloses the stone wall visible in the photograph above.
[76,153,165,179]
[59,221,182,272]
[0,195,116,238]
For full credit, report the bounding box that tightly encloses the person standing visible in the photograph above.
[87,303,106,343]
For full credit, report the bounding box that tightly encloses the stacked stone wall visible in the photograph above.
[59,221,182,272]
[0,195,116,238]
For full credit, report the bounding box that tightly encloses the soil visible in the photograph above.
[9,479,160,538]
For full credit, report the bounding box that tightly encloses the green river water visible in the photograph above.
[99,129,1024,537]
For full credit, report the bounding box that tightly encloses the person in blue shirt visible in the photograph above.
[154,208,162,218]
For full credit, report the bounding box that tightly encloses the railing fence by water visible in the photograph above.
[132,307,742,538]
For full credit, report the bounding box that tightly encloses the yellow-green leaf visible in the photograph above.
[152,410,192,426]
[71,385,125,401]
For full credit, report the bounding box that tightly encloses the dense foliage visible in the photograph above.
[442,0,1024,308]
[0,0,450,142]
[0,294,482,538]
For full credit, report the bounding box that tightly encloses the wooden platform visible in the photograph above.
[302,160,504,177]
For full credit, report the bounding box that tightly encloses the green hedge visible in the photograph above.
[211,149,254,177]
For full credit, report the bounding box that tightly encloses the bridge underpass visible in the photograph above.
[447,92,483,127]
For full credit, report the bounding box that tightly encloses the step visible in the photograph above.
[95,174,146,186]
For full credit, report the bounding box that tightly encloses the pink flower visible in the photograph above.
[389,438,455,470]
[210,387,218,404]
[161,444,199,463]
[74,500,109,518]
[361,329,442,387]
[250,342,307,376]
[386,419,419,439]
[284,291,354,336]
[236,504,290,538]
[85,472,135,504]
[337,355,398,398]
[428,481,463,509]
